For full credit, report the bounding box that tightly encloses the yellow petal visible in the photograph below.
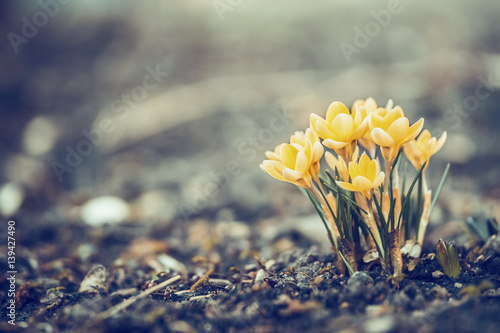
[290,131,306,146]
[305,128,319,143]
[350,118,368,140]
[368,112,384,130]
[352,176,373,192]
[261,161,288,183]
[315,118,334,140]
[283,168,303,181]
[364,97,378,111]
[279,144,297,169]
[326,101,350,124]
[336,181,360,193]
[384,99,394,110]
[348,160,362,180]
[372,171,385,189]
[423,137,437,154]
[322,139,348,150]
[381,107,404,129]
[371,128,395,147]
[403,118,424,144]
[295,150,309,174]
[265,151,280,161]
[311,141,324,163]
[434,131,447,154]
[331,113,354,141]
[309,113,323,132]
[365,159,377,182]
[417,129,432,144]
[386,117,410,144]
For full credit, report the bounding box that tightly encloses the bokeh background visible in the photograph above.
[1,0,500,251]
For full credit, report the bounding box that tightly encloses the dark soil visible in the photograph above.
[1,219,499,333]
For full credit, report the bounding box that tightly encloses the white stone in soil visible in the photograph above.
[80,196,130,226]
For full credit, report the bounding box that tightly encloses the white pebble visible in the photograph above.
[80,196,130,226]
[0,183,24,217]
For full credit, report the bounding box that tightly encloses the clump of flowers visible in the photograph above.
[261,98,449,276]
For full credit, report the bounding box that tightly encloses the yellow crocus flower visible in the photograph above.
[353,98,394,157]
[325,146,359,182]
[310,101,367,161]
[289,129,324,178]
[368,107,424,162]
[260,130,323,189]
[336,153,385,199]
[403,129,447,171]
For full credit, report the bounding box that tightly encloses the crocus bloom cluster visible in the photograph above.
[260,97,447,275]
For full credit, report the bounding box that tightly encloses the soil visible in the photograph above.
[1,218,499,333]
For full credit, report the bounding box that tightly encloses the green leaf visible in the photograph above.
[428,163,450,219]
[398,162,426,229]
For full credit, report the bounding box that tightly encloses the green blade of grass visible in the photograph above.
[428,163,450,219]
[398,162,426,229]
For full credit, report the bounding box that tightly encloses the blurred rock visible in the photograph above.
[132,190,176,222]
[80,196,130,226]
[214,221,251,239]
[348,272,375,300]
[0,182,24,217]
[362,316,395,333]
[22,116,59,156]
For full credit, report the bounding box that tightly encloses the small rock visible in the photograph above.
[362,316,395,333]
[432,270,445,278]
[80,196,130,226]
[0,183,24,217]
[255,269,269,282]
[215,221,251,239]
[170,321,197,333]
[348,272,374,287]
[79,264,107,293]
[454,282,463,288]
[347,272,375,300]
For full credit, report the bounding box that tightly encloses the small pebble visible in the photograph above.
[255,269,269,282]
[362,316,395,333]
[80,196,130,226]
[0,183,24,217]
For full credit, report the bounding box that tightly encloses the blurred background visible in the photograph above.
[1,0,500,251]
